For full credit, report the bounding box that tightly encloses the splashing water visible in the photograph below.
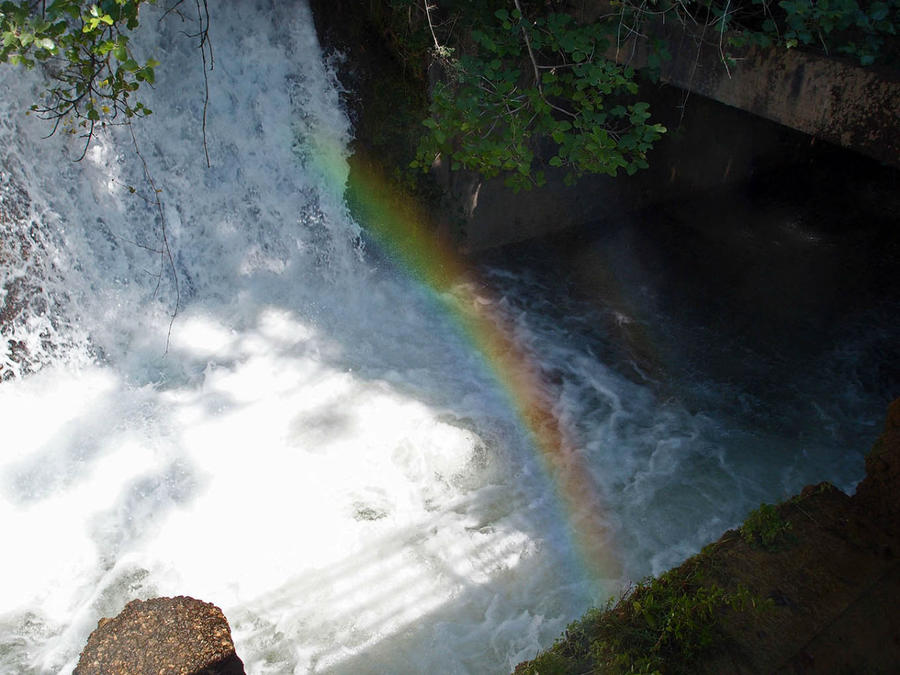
[0,2,895,674]
[0,4,595,672]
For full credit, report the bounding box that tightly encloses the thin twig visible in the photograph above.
[677,16,711,127]
[128,122,180,354]
[512,0,576,118]
[718,0,734,77]
[160,0,188,22]
[196,0,212,167]
[424,0,441,49]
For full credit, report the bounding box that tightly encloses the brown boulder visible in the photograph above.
[74,596,245,675]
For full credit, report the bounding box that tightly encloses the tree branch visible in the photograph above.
[512,0,576,118]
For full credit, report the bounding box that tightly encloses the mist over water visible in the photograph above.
[0,2,896,673]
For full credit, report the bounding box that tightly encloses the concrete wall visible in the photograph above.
[441,86,825,251]
[438,14,900,251]
[584,3,900,169]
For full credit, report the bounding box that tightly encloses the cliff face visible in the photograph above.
[855,398,900,536]
[515,399,900,674]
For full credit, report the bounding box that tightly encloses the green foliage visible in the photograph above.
[586,577,755,673]
[519,561,768,675]
[717,0,900,65]
[619,0,900,66]
[0,0,158,155]
[771,0,900,64]
[740,502,793,551]
[411,7,665,191]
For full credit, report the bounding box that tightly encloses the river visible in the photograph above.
[0,2,896,673]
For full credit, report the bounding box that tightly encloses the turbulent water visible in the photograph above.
[0,2,896,673]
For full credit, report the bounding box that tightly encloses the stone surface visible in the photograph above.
[74,596,245,675]
[589,1,900,168]
[855,397,900,535]
[697,479,900,674]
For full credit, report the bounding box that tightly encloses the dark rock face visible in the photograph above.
[514,399,900,674]
[74,596,245,675]
[855,397,900,534]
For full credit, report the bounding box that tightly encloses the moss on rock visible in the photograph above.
[514,399,900,674]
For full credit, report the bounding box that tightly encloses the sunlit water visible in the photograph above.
[0,2,896,673]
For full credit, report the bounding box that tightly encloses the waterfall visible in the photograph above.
[0,1,893,673]
[0,4,591,672]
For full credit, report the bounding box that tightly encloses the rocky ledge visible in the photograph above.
[74,596,245,675]
[515,398,900,673]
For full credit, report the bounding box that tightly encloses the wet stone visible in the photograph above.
[74,596,245,675]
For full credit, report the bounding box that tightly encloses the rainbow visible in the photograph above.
[318,148,622,590]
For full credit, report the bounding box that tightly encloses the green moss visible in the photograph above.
[739,503,793,551]
[517,559,768,674]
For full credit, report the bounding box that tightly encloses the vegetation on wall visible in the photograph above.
[612,0,900,67]
[739,502,794,551]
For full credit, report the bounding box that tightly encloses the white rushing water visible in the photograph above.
[0,2,890,673]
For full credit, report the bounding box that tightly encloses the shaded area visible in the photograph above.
[475,149,900,442]
[597,0,900,168]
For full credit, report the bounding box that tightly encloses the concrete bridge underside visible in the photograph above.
[597,12,900,168]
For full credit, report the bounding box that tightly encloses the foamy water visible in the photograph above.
[0,2,891,673]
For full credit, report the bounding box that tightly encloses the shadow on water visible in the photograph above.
[473,148,900,447]
[227,494,588,674]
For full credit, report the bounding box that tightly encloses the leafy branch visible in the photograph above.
[411,2,666,191]
[1,0,163,159]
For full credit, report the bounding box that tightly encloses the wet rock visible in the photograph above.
[855,397,900,533]
[514,398,900,674]
[74,596,245,675]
